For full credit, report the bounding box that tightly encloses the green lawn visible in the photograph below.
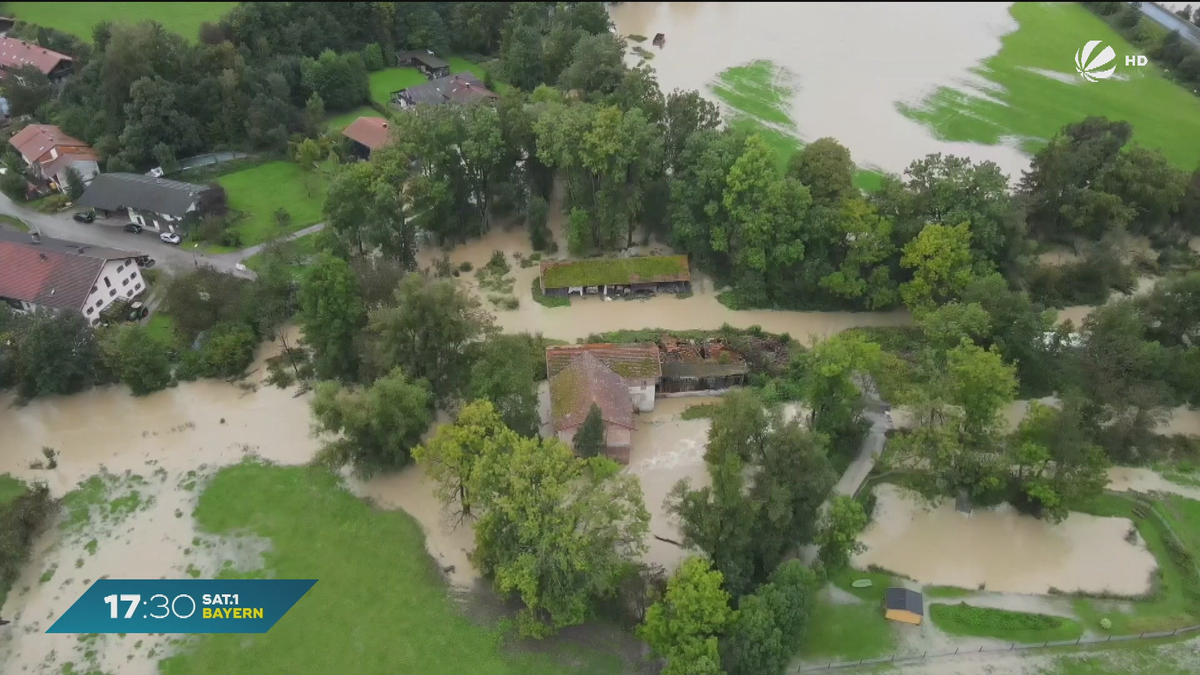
[0,214,30,232]
[157,460,622,675]
[900,2,1200,171]
[924,585,975,599]
[0,474,28,506]
[368,68,429,107]
[7,2,235,42]
[1161,494,1200,555]
[447,56,486,79]
[830,568,893,604]
[800,599,895,661]
[710,60,883,191]
[144,313,178,348]
[210,161,327,253]
[1070,493,1200,634]
[326,106,383,133]
[540,255,690,288]
[243,230,323,280]
[929,602,1084,644]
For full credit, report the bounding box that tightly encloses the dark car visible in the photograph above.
[123,223,143,234]
[72,211,94,223]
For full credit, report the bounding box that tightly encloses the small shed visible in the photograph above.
[883,588,923,625]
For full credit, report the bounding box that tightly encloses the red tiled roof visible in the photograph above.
[40,148,99,180]
[549,352,635,431]
[546,343,662,380]
[0,239,104,311]
[9,124,91,165]
[341,117,392,151]
[0,37,71,76]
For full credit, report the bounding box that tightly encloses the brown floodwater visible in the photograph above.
[855,484,1157,595]
[609,2,1029,178]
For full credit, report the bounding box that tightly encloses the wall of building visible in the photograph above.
[628,379,656,412]
[127,207,188,232]
[82,258,147,323]
[556,424,633,451]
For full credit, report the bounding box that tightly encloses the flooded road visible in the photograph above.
[610,2,1029,178]
[855,484,1158,595]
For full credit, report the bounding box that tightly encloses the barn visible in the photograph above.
[883,587,924,625]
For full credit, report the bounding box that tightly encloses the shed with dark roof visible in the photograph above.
[549,352,636,463]
[884,588,924,625]
[78,173,211,232]
[396,50,451,78]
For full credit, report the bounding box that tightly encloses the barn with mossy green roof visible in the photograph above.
[539,255,691,298]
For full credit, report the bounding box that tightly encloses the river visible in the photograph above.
[609,2,1030,178]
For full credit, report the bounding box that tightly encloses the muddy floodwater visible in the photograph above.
[610,2,1028,178]
[855,484,1158,595]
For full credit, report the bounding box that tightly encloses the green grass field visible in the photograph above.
[800,599,895,661]
[157,460,621,675]
[243,230,323,280]
[830,568,893,603]
[144,313,178,348]
[709,60,883,190]
[326,106,383,133]
[0,214,30,232]
[7,2,235,42]
[211,161,327,252]
[899,2,1200,171]
[929,602,1084,644]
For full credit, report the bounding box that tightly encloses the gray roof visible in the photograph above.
[398,72,495,106]
[397,49,449,69]
[78,172,208,217]
[0,228,143,260]
[885,588,923,615]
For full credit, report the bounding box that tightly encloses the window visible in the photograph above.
[117,264,124,273]
[125,258,132,265]
[122,278,128,286]
[108,289,116,297]
[95,299,103,308]
[126,290,133,297]
[134,283,142,291]
[129,272,137,281]
[86,307,93,315]
[104,277,111,288]
[91,285,97,293]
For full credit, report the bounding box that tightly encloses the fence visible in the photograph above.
[793,624,1200,672]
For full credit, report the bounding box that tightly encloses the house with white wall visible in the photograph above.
[77,172,210,233]
[0,230,147,324]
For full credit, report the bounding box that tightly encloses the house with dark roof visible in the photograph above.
[340,116,393,159]
[391,72,498,109]
[8,124,99,193]
[78,173,212,233]
[0,230,147,324]
[0,36,72,81]
[396,50,451,79]
[549,352,638,463]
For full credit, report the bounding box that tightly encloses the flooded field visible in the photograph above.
[610,2,1029,178]
[855,484,1158,595]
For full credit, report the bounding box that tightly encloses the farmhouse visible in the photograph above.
[78,173,211,233]
[390,72,497,109]
[658,335,749,394]
[0,230,147,324]
[8,123,99,193]
[0,36,72,81]
[539,255,692,298]
[548,353,638,463]
[396,50,451,79]
[341,117,392,159]
[883,587,924,625]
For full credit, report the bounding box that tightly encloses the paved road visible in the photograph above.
[0,192,324,279]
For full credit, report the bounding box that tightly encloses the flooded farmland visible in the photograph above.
[855,484,1158,595]
[610,2,1030,178]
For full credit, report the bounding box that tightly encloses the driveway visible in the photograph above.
[0,192,323,279]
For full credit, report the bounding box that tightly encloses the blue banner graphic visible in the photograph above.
[46,579,317,634]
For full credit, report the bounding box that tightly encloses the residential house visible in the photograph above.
[539,255,692,298]
[548,352,638,463]
[396,50,451,79]
[340,116,393,159]
[0,36,72,81]
[390,72,497,109]
[546,343,662,413]
[8,123,99,192]
[78,173,211,233]
[0,229,148,325]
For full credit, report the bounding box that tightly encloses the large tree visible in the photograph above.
[471,436,649,637]
[638,556,733,675]
[299,253,367,381]
[368,273,495,402]
[1009,399,1109,522]
[13,311,104,398]
[720,560,821,675]
[899,222,978,312]
[467,334,540,437]
[787,137,856,206]
[311,367,434,476]
[414,399,516,523]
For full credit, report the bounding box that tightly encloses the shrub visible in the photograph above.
[0,480,55,595]
[200,322,257,378]
[362,43,385,71]
[486,249,510,275]
[219,228,243,248]
[458,261,473,272]
[434,254,454,278]
[38,194,70,212]
[274,207,292,228]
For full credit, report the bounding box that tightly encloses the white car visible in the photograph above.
[159,232,182,245]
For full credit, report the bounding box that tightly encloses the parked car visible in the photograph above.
[135,256,155,268]
[159,232,181,245]
[72,211,94,223]
[123,223,143,234]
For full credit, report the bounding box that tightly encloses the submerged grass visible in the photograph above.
[829,568,892,603]
[929,602,1084,643]
[157,460,622,675]
[899,2,1200,170]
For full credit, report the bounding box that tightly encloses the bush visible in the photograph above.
[274,207,292,228]
[458,261,473,272]
[198,183,229,217]
[486,249,510,275]
[0,480,54,596]
[200,322,257,378]
[531,277,570,308]
[219,228,243,248]
[434,254,454,278]
[362,43,385,71]
[38,194,70,212]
